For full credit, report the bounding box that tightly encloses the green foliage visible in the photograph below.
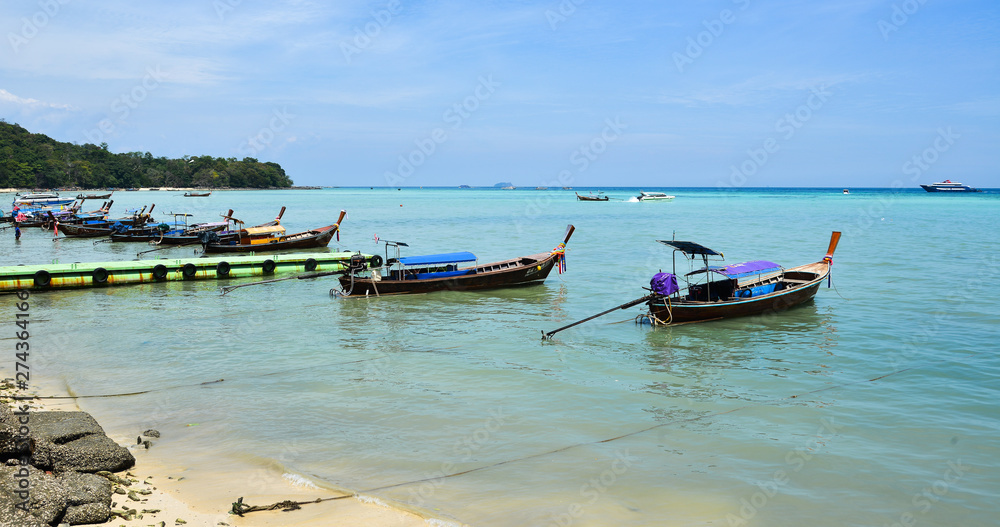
[0,122,294,189]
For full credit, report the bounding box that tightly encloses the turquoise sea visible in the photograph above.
[3,187,999,526]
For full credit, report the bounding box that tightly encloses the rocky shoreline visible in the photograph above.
[1,382,138,526]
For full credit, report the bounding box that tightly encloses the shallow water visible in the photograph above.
[3,187,999,526]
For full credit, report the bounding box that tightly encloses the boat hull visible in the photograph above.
[339,252,560,296]
[647,262,828,324]
[203,225,337,253]
[920,184,981,192]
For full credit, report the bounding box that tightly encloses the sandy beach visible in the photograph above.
[2,371,439,527]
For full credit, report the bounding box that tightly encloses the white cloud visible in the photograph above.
[0,89,73,110]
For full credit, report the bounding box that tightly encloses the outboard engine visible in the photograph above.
[349,253,367,273]
[199,231,221,245]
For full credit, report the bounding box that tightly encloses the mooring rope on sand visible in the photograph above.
[229,360,938,517]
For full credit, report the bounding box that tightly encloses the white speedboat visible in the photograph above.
[637,191,675,201]
[13,193,75,207]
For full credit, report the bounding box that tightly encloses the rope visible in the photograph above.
[0,357,384,400]
[225,359,938,517]
[829,269,850,301]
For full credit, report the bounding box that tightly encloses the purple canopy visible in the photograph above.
[718,260,781,276]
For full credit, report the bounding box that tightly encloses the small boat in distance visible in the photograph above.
[576,191,609,202]
[920,180,982,192]
[843,189,850,194]
[501,186,516,190]
[184,191,212,197]
[637,191,675,201]
[336,225,574,296]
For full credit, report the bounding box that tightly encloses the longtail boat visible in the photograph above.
[643,232,840,324]
[201,210,346,253]
[336,225,574,296]
[77,192,113,200]
[56,205,156,238]
[150,207,284,246]
[542,231,840,338]
[184,191,212,197]
[576,191,609,201]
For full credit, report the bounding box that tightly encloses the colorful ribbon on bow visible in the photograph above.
[551,242,567,274]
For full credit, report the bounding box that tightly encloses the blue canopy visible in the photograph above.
[398,251,477,266]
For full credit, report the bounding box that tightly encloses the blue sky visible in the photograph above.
[2,0,998,188]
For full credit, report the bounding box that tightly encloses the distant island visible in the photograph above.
[459,184,472,189]
[0,121,293,189]
[493,182,513,188]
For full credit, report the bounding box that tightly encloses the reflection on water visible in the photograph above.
[5,189,998,527]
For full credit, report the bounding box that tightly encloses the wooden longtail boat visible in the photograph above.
[643,232,840,325]
[337,225,574,296]
[56,205,156,237]
[576,191,609,201]
[184,191,212,197]
[201,210,346,253]
[77,192,113,200]
[542,231,840,339]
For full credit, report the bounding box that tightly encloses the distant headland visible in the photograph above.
[0,121,293,190]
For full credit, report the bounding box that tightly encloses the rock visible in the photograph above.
[95,471,130,486]
[143,429,161,438]
[0,400,15,426]
[57,471,112,506]
[63,502,111,525]
[48,434,136,473]
[26,412,105,444]
[28,439,57,470]
[0,498,46,527]
[0,404,33,459]
[0,465,69,525]
[0,421,33,459]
